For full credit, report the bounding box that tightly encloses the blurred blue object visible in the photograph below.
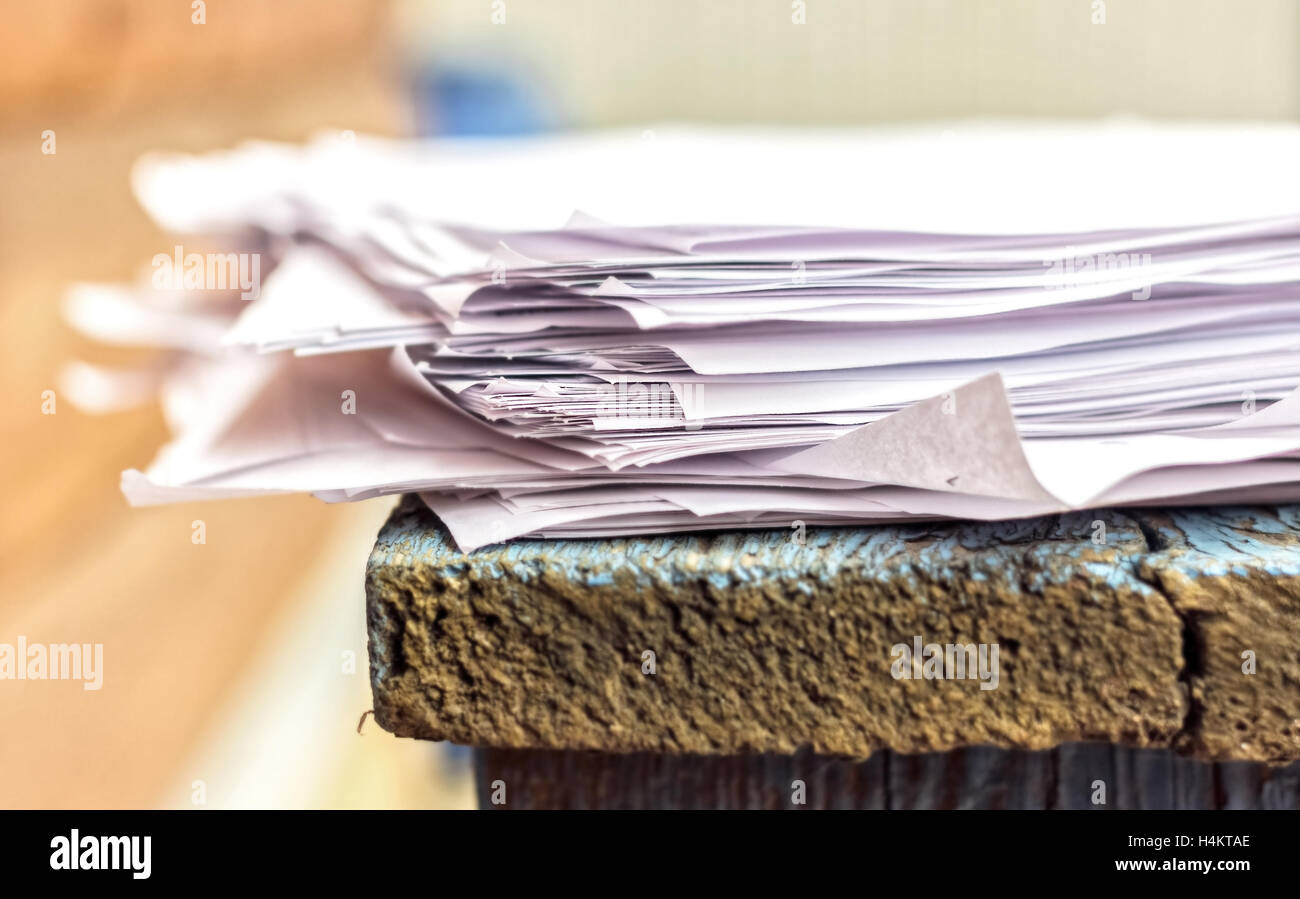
[415,61,558,137]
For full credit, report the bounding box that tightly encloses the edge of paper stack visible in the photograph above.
[63,123,1300,551]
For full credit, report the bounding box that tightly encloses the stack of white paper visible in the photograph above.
[66,124,1300,550]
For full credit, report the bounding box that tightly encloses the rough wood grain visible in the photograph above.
[369,497,1300,763]
[474,744,1300,810]
[369,496,1195,756]
[1135,507,1300,763]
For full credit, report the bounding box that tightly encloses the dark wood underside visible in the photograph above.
[474,744,1300,810]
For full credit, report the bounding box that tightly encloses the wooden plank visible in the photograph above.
[474,747,885,810]
[1133,507,1300,762]
[369,498,1300,763]
[474,744,1300,810]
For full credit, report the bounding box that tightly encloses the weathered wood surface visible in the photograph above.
[474,745,1300,810]
[1137,508,1300,762]
[368,496,1300,763]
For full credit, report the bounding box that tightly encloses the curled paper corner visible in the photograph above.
[1201,384,1300,432]
[592,276,638,297]
[770,372,1058,504]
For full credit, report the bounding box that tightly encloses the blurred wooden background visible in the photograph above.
[0,0,472,809]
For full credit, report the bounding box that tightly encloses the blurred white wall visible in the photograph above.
[397,0,1300,125]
